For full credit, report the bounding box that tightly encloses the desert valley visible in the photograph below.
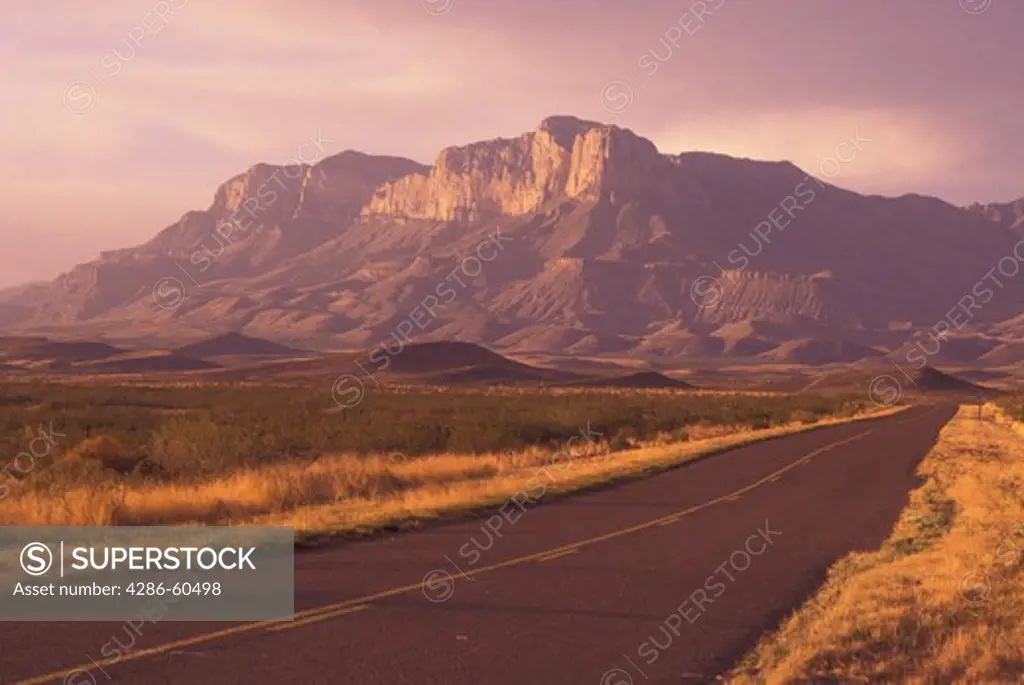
[3,3,1023,683]
[1,115,1022,394]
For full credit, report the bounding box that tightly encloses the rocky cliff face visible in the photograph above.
[13,151,427,323]
[362,116,665,222]
[1,116,1021,359]
[970,197,1024,236]
[146,151,428,256]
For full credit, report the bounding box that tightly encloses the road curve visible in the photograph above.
[4,405,956,685]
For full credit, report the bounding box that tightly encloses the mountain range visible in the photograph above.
[2,115,1021,363]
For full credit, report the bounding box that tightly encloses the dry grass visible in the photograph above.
[63,435,140,474]
[730,404,1024,684]
[0,407,903,537]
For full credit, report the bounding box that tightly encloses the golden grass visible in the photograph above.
[730,404,1024,684]
[63,435,139,473]
[0,406,904,539]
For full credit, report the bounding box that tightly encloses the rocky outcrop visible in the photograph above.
[0,116,1021,360]
[147,151,428,256]
[362,116,665,222]
[969,197,1024,235]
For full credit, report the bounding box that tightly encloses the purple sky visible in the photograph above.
[2,0,1022,288]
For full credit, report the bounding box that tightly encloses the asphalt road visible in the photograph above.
[4,405,956,685]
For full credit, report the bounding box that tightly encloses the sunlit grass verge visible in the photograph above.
[0,407,905,539]
[729,404,1024,684]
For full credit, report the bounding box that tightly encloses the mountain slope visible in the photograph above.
[2,116,1021,361]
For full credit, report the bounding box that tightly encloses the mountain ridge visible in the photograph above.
[2,115,1021,362]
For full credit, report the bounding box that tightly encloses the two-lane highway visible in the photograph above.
[3,405,956,684]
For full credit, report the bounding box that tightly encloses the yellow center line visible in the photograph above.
[265,604,369,632]
[15,428,875,685]
[536,548,580,563]
[895,407,934,424]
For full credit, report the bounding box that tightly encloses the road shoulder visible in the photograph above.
[729,404,1024,684]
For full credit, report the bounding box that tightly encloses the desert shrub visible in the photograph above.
[789,409,820,425]
[835,399,871,417]
[609,430,634,452]
[606,436,630,450]
[745,412,774,430]
[998,393,1024,421]
[30,457,110,493]
[668,427,690,442]
[0,380,866,482]
[148,418,271,477]
[63,435,139,474]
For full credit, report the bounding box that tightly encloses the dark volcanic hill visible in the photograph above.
[911,366,992,394]
[204,341,580,385]
[174,332,303,358]
[80,352,220,373]
[352,341,579,384]
[1,116,1021,362]
[0,337,122,363]
[588,371,695,389]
